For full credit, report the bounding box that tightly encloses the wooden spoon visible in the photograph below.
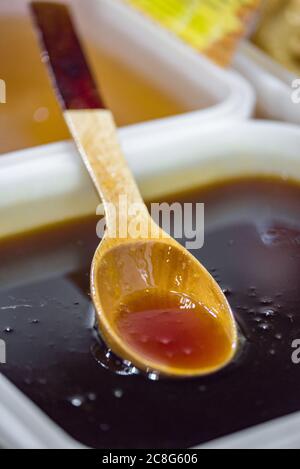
[30,2,238,378]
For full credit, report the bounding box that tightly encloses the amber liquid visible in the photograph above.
[0,14,186,154]
[117,291,232,370]
[2,178,300,448]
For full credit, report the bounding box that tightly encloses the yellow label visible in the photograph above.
[124,0,261,65]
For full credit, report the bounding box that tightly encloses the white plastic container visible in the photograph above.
[0,0,254,145]
[73,0,299,127]
[234,42,300,125]
[71,0,255,137]
[2,120,300,449]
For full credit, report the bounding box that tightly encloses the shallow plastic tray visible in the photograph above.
[0,0,255,148]
[234,42,300,125]
[2,120,300,448]
[71,0,255,138]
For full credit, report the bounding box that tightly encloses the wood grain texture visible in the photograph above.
[65,109,149,235]
[30,2,238,377]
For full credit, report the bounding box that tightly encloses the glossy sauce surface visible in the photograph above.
[1,179,300,448]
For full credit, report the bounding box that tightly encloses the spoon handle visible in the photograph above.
[30,2,146,221]
[65,108,145,210]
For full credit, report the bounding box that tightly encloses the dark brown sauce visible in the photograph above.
[1,178,300,448]
[117,291,232,370]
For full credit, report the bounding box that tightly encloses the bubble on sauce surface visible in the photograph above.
[260,297,273,306]
[91,336,140,377]
[147,371,160,381]
[260,226,300,247]
[87,392,97,402]
[68,391,98,409]
[113,388,124,399]
[69,395,85,408]
[288,313,295,322]
[222,287,232,297]
[30,319,40,324]
[248,290,257,298]
[258,322,270,332]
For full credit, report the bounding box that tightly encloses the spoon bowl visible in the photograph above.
[92,235,237,377]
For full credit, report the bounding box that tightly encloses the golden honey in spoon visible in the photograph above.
[92,238,236,377]
[116,290,233,371]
